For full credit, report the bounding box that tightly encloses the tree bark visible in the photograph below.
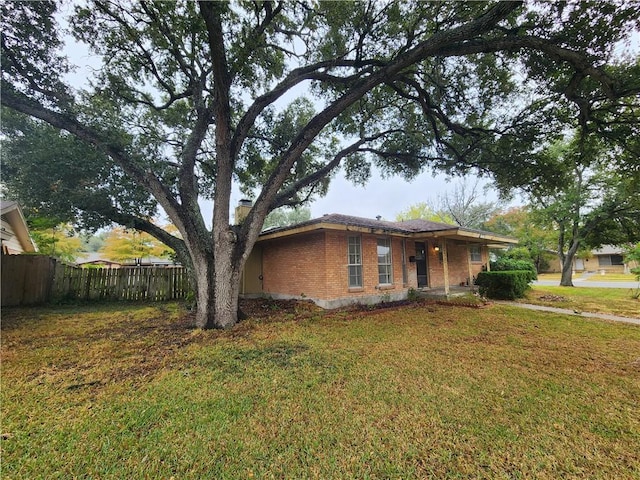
[559,239,581,287]
[559,254,575,287]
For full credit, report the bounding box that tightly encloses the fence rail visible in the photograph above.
[1,255,190,307]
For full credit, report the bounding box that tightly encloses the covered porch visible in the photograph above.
[408,229,518,296]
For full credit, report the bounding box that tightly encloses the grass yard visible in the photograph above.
[585,273,637,282]
[537,272,637,283]
[522,286,640,318]
[2,300,639,479]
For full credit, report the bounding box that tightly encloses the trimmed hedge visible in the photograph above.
[475,270,532,300]
[490,258,538,281]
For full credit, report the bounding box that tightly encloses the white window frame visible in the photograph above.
[377,237,393,285]
[347,236,363,288]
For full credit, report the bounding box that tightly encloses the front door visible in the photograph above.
[415,242,428,288]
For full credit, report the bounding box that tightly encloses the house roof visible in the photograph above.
[258,213,517,247]
[592,245,624,255]
[0,200,37,253]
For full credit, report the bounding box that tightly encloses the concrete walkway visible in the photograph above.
[498,301,640,326]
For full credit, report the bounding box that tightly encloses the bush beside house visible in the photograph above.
[476,271,532,300]
[490,258,537,281]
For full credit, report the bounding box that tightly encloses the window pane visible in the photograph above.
[349,265,362,287]
[377,238,392,284]
[348,236,362,287]
[598,256,612,266]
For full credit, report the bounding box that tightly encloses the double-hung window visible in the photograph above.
[469,245,482,263]
[347,236,362,288]
[377,238,392,285]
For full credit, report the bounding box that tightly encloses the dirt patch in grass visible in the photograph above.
[239,297,323,321]
[537,294,568,302]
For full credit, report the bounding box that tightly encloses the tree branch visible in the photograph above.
[0,89,195,235]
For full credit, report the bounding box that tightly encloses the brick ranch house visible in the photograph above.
[238,205,517,308]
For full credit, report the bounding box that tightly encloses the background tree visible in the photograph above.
[435,179,503,230]
[28,220,84,263]
[3,1,639,327]
[396,179,501,228]
[521,135,640,286]
[395,202,452,224]
[81,231,108,253]
[484,206,557,273]
[624,243,640,299]
[99,227,172,263]
[263,207,311,230]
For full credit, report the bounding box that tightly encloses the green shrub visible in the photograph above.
[475,271,532,300]
[490,258,537,281]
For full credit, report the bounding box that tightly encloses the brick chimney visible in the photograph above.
[234,199,253,224]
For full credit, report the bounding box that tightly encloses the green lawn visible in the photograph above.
[538,272,637,282]
[2,301,639,479]
[522,286,640,318]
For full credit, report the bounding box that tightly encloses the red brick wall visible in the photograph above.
[261,231,410,302]
[261,231,327,299]
[259,231,489,303]
[423,240,487,287]
[323,232,408,300]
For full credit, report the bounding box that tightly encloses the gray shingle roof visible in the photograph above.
[261,213,459,236]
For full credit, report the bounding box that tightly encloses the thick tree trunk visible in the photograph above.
[211,259,242,329]
[192,253,216,329]
[192,260,242,329]
[190,224,246,329]
[559,254,574,287]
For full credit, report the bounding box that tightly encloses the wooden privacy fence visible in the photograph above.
[1,255,56,307]
[1,254,191,307]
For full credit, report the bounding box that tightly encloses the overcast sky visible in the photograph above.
[233,169,503,222]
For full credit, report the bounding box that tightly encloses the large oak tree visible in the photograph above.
[2,1,639,327]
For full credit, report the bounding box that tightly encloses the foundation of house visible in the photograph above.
[416,286,478,299]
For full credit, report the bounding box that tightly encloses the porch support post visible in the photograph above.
[467,242,473,286]
[442,238,450,296]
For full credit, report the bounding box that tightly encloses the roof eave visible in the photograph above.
[1,204,37,252]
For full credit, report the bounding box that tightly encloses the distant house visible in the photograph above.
[238,207,517,308]
[545,245,636,274]
[588,245,635,274]
[0,201,37,254]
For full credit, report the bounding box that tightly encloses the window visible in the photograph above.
[598,254,624,266]
[347,236,362,288]
[469,245,482,263]
[377,238,392,285]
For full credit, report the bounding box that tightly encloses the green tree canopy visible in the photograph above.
[515,134,640,286]
[484,206,557,272]
[395,202,451,224]
[2,1,639,327]
[28,221,84,263]
[99,227,172,263]
[263,207,312,230]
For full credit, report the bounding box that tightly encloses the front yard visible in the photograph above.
[521,286,640,318]
[2,299,639,479]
